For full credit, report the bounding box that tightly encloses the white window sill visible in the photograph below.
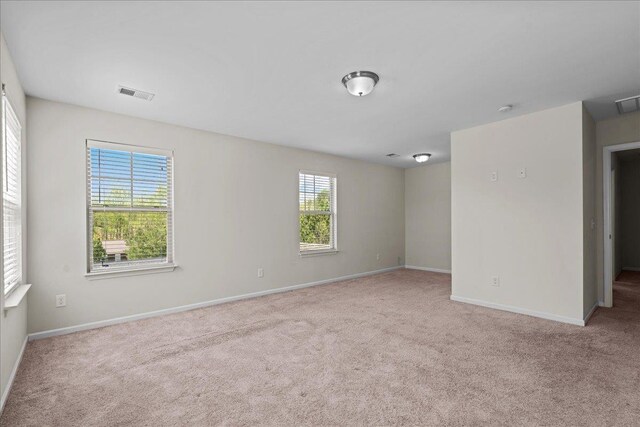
[4,284,31,311]
[85,264,177,280]
[299,250,339,257]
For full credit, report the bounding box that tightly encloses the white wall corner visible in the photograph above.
[583,301,599,325]
[0,336,28,414]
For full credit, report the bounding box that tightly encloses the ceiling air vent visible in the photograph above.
[118,86,155,101]
[615,95,640,114]
[386,153,400,158]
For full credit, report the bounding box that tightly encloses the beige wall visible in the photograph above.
[620,156,640,269]
[582,106,597,317]
[26,97,405,333]
[451,102,588,323]
[404,162,451,271]
[595,112,640,302]
[0,33,28,404]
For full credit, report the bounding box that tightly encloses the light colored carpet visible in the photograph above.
[2,269,639,426]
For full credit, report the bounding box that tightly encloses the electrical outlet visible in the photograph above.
[257,268,264,278]
[491,171,498,182]
[491,276,500,287]
[55,294,66,307]
[518,168,527,179]
[376,253,380,261]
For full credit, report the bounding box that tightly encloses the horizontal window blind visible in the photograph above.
[299,172,336,253]
[87,141,173,272]
[2,96,22,294]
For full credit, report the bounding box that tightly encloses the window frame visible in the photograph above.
[85,139,176,276]
[298,170,338,256]
[2,95,22,296]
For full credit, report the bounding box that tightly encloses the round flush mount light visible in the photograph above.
[342,71,379,97]
[413,153,431,163]
[498,104,513,113]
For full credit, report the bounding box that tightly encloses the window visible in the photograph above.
[2,96,22,294]
[87,140,174,273]
[299,171,337,254]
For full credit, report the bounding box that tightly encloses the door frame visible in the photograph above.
[603,140,640,307]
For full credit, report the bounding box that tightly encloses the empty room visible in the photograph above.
[0,1,639,425]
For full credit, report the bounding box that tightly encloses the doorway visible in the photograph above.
[603,141,640,307]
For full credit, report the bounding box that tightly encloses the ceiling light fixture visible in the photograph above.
[342,71,379,97]
[413,153,431,163]
[498,104,513,113]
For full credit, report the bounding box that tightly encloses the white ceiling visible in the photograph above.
[1,1,639,168]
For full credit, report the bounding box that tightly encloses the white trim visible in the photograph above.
[603,140,640,308]
[583,301,599,325]
[298,170,338,253]
[85,264,177,280]
[450,295,585,326]
[298,169,337,179]
[299,249,339,257]
[2,96,23,297]
[86,139,175,274]
[29,266,402,341]
[404,265,452,274]
[0,336,27,414]
[86,139,173,157]
[3,283,30,311]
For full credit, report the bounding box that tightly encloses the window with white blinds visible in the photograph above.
[87,140,174,273]
[299,171,337,254]
[2,96,22,294]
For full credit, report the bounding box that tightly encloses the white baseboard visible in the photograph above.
[404,265,452,274]
[583,301,599,325]
[0,336,28,414]
[29,266,402,341]
[450,295,585,326]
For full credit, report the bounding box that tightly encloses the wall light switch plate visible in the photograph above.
[257,268,264,278]
[55,294,66,307]
[518,168,527,178]
[376,253,380,261]
[491,171,498,182]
